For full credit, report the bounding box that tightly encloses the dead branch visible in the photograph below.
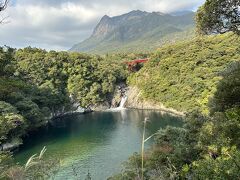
[0,0,9,12]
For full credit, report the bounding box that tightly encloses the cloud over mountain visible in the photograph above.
[0,0,204,50]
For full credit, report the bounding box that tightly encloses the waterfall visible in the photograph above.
[107,83,128,111]
[119,96,127,108]
[108,95,127,111]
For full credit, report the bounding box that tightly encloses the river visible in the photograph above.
[14,109,183,179]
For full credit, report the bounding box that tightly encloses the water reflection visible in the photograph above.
[15,109,182,179]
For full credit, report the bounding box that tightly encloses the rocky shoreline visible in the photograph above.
[90,85,185,116]
[83,84,185,116]
[126,86,185,116]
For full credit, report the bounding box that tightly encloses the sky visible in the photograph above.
[0,0,205,51]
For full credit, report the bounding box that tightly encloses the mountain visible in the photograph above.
[70,10,195,54]
[170,10,195,16]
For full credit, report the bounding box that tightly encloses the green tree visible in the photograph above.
[196,0,240,35]
[0,101,25,144]
[0,151,14,179]
[190,147,240,179]
[209,61,240,114]
[0,47,15,76]
[185,62,240,179]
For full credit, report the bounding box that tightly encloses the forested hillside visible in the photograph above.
[0,47,129,150]
[128,32,240,114]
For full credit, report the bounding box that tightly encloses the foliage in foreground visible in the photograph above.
[0,147,59,180]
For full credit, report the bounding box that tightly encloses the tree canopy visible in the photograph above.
[196,0,240,35]
[128,32,240,114]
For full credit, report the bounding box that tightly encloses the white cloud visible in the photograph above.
[140,0,204,13]
[0,2,99,50]
[0,0,205,50]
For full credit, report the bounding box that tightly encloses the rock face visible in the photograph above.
[92,15,115,37]
[70,10,195,54]
[49,84,185,115]
[110,83,128,108]
[90,83,128,111]
[126,86,185,116]
[0,138,22,151]
[89,85,185,115]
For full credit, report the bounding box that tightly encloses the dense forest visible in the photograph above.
[128,32,240,114]
[0,0,240,179]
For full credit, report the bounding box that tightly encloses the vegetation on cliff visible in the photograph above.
[128,32,240,114]
[111,55,240,180]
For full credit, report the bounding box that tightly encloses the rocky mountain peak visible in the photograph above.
[92,15,113,37]
[101,15,111,21]
[70,10,195,53]
[92,10,150,37]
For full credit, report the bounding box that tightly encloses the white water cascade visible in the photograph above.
[108,96,128,111]
[119,96,127,108]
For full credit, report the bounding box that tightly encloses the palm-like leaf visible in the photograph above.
[39,146,47,159]
[25,154,37,170]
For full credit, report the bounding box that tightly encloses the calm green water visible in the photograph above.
[15,109,182,179]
